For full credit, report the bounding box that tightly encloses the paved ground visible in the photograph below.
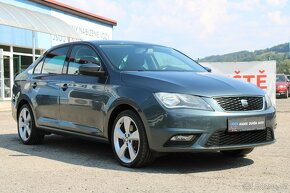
[0,101,11,112]
[276,97,290,112]
[0,99,289,193]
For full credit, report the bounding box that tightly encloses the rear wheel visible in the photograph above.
[221,148,254,157]
[111,110,155,168]
[18,104,44,145]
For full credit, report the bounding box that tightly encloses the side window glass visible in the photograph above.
[42,46,69,74]
[68,45,100,75]
[33,57,44,74]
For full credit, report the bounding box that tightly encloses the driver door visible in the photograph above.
[58,44,108,136]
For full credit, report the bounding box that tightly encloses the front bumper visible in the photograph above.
[143,101,276,153]
[276,91,287,97]
[276,87,288,95]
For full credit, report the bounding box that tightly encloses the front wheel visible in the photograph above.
[111,110,155,168]
[18,104,44,145]
[221,148,254,157]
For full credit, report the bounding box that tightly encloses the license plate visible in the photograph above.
[228,117,266,132]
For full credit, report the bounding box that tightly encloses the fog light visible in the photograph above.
[165,134,197,146]
[170,135,196,141]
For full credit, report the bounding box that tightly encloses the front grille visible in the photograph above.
[205,128,274,147]
[214,96,264,111]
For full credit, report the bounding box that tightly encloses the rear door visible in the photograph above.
[31,46,69,128]
[58,44,108,136]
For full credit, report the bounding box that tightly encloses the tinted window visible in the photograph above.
[68,45,100,75]
[42,46,69,74]
[99,44,206,72]
[276,75,286,82]
[33,56,44,74]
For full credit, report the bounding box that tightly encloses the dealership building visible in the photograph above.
[0,0,117,100]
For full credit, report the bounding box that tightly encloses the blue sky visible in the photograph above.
[57,0,290,59]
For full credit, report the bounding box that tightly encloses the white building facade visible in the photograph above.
[0,0,117,100]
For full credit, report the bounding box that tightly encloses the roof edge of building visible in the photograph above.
[29,0,117,26]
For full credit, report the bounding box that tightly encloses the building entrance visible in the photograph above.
[0,46,39,101]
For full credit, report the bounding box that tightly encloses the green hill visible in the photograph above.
[199,43,290,74]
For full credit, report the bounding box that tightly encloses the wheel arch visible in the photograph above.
[16,95,36,121]
[105,99,149,144]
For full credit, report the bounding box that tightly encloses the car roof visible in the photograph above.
[45,40,166,54]
[91,40,162,46]
[58,40,162,46]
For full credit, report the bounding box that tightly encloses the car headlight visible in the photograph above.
[278,85,286,88]
[265,94,272,109]
[154,92,213,111]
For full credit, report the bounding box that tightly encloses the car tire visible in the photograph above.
[221,148,254,157]
[111,110,155,168]
[17,104,44,145]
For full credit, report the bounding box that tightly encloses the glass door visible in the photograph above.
[0,50,12,100]
[13,55,33,75]
[0,50,3,100]
[3,55,12,99]
[0,48,36,100]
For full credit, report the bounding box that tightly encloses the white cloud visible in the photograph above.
[267,0,288,6]
[195,0,230,36]
[268,11,288,25]
[229,0,264,12]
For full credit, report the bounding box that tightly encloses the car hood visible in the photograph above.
[121,71,265,97]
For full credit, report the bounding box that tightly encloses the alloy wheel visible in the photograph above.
[18,107,32,142]
[113,116,140,163]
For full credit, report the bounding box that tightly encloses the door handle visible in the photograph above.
[32,82,37,89]
[61,83,68,91]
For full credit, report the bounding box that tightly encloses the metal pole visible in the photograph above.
[19,55,21,73]
[32,31,35,61]
[9,46,14,99]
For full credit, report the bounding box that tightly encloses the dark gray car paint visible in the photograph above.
[120,71,264,97]
[58,74,108,135]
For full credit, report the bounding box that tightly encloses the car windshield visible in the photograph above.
[99,44,206,72]
[276,75,286,82]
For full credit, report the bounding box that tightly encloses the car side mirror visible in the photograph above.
[79,64,105,76]
[204,66,212,73]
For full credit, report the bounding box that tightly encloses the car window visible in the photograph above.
[153,51,193,71]
[33,56,44,74]
[68,45,101,75]
[276,75,286,82]
[99,45,206,72]
[42,46,69,74]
